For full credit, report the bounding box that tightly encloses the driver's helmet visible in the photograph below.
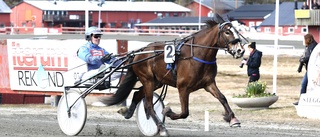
[85,26,102,41]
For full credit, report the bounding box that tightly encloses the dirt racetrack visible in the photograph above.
[153,54,320,130]
[1,54,320,137]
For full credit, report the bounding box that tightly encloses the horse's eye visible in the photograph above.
[225,31,230,35]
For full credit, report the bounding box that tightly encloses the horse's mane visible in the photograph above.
[182,13,228,40]
[205,13,227,29]
[205,20,219,29]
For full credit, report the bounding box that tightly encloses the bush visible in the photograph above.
[233,81,274,98]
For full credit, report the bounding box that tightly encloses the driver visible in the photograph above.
[77,26,121,86]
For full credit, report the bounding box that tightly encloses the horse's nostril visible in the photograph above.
[237,49,241,53]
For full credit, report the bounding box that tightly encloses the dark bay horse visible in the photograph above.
[101,13,245,136]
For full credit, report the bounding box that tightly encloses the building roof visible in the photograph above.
[0,0,11,13]
[260,2,302,26]
[135,17,213,26]
[193,0,244,10]
[225,4,275,19]
[23,0,191,12]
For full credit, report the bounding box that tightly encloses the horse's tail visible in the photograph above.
[100,65,138,106]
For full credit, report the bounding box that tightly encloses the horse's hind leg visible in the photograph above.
[124,86,144,119]
[205,83,241,127]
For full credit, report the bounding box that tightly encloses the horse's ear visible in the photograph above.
[212,13,219,23]
[213,13,224,24]
[225,15,231,22]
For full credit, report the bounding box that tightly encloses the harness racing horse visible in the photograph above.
[101,13,245,136]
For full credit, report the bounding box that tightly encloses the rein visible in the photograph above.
[148,22,234,102]
[121,50,164,69]
[174,22,236,64]
[116,48,170,105]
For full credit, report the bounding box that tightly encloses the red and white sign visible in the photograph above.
[6,39,145,92]
[7,39,84,91]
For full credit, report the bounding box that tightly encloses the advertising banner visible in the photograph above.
[7,39,117,92]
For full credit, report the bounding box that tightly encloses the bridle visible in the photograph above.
[125,21,247,65]
[218,22,241,51]
[174,21,245,64]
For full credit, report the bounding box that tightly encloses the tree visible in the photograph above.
[3,0,21,8]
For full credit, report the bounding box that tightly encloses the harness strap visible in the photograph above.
[193,57,216,64]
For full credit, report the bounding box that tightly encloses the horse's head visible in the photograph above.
[210,14,246,59]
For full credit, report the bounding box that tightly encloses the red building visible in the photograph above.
[0,0,11,28]
[226,4,275,30]
[10,1,190,29]
[261,2,320,42]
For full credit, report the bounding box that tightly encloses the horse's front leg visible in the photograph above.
[163,87,190,120]
[205,82,241,127]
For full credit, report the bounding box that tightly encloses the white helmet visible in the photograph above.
[85,26,102,41]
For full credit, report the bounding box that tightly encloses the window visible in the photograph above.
[301,27,308,33]
[173,13,178,17]
[69,15,80,20]
[165,13,169,17]
[22,22,26,27]
[248,22,255,28]
[121,22,128,28]
[32,22,36,27]
[110,22,116,28]
[264,27,271,33]
[288,27,294,33]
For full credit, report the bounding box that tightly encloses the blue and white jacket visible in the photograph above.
[77,42,112,71]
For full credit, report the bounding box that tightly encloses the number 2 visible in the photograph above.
[164,45,175,63]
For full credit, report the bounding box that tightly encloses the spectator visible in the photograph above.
[241,42,263,83]
[312,0,319,9]
[301,2,309,9]
[293,33,318,105]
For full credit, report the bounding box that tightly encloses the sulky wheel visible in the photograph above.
[57,89,87,136]
[136,93,165,136]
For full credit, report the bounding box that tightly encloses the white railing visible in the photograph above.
[61,27,199,36]
[0,27,306,42]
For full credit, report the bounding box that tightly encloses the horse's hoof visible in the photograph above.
[230,123,241,127]
[159,129,169,137]
[124,103,137,119]
[124,109,135,119]
[124,113,133,119]
[229,117,241,127]
[162,107,172,116]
